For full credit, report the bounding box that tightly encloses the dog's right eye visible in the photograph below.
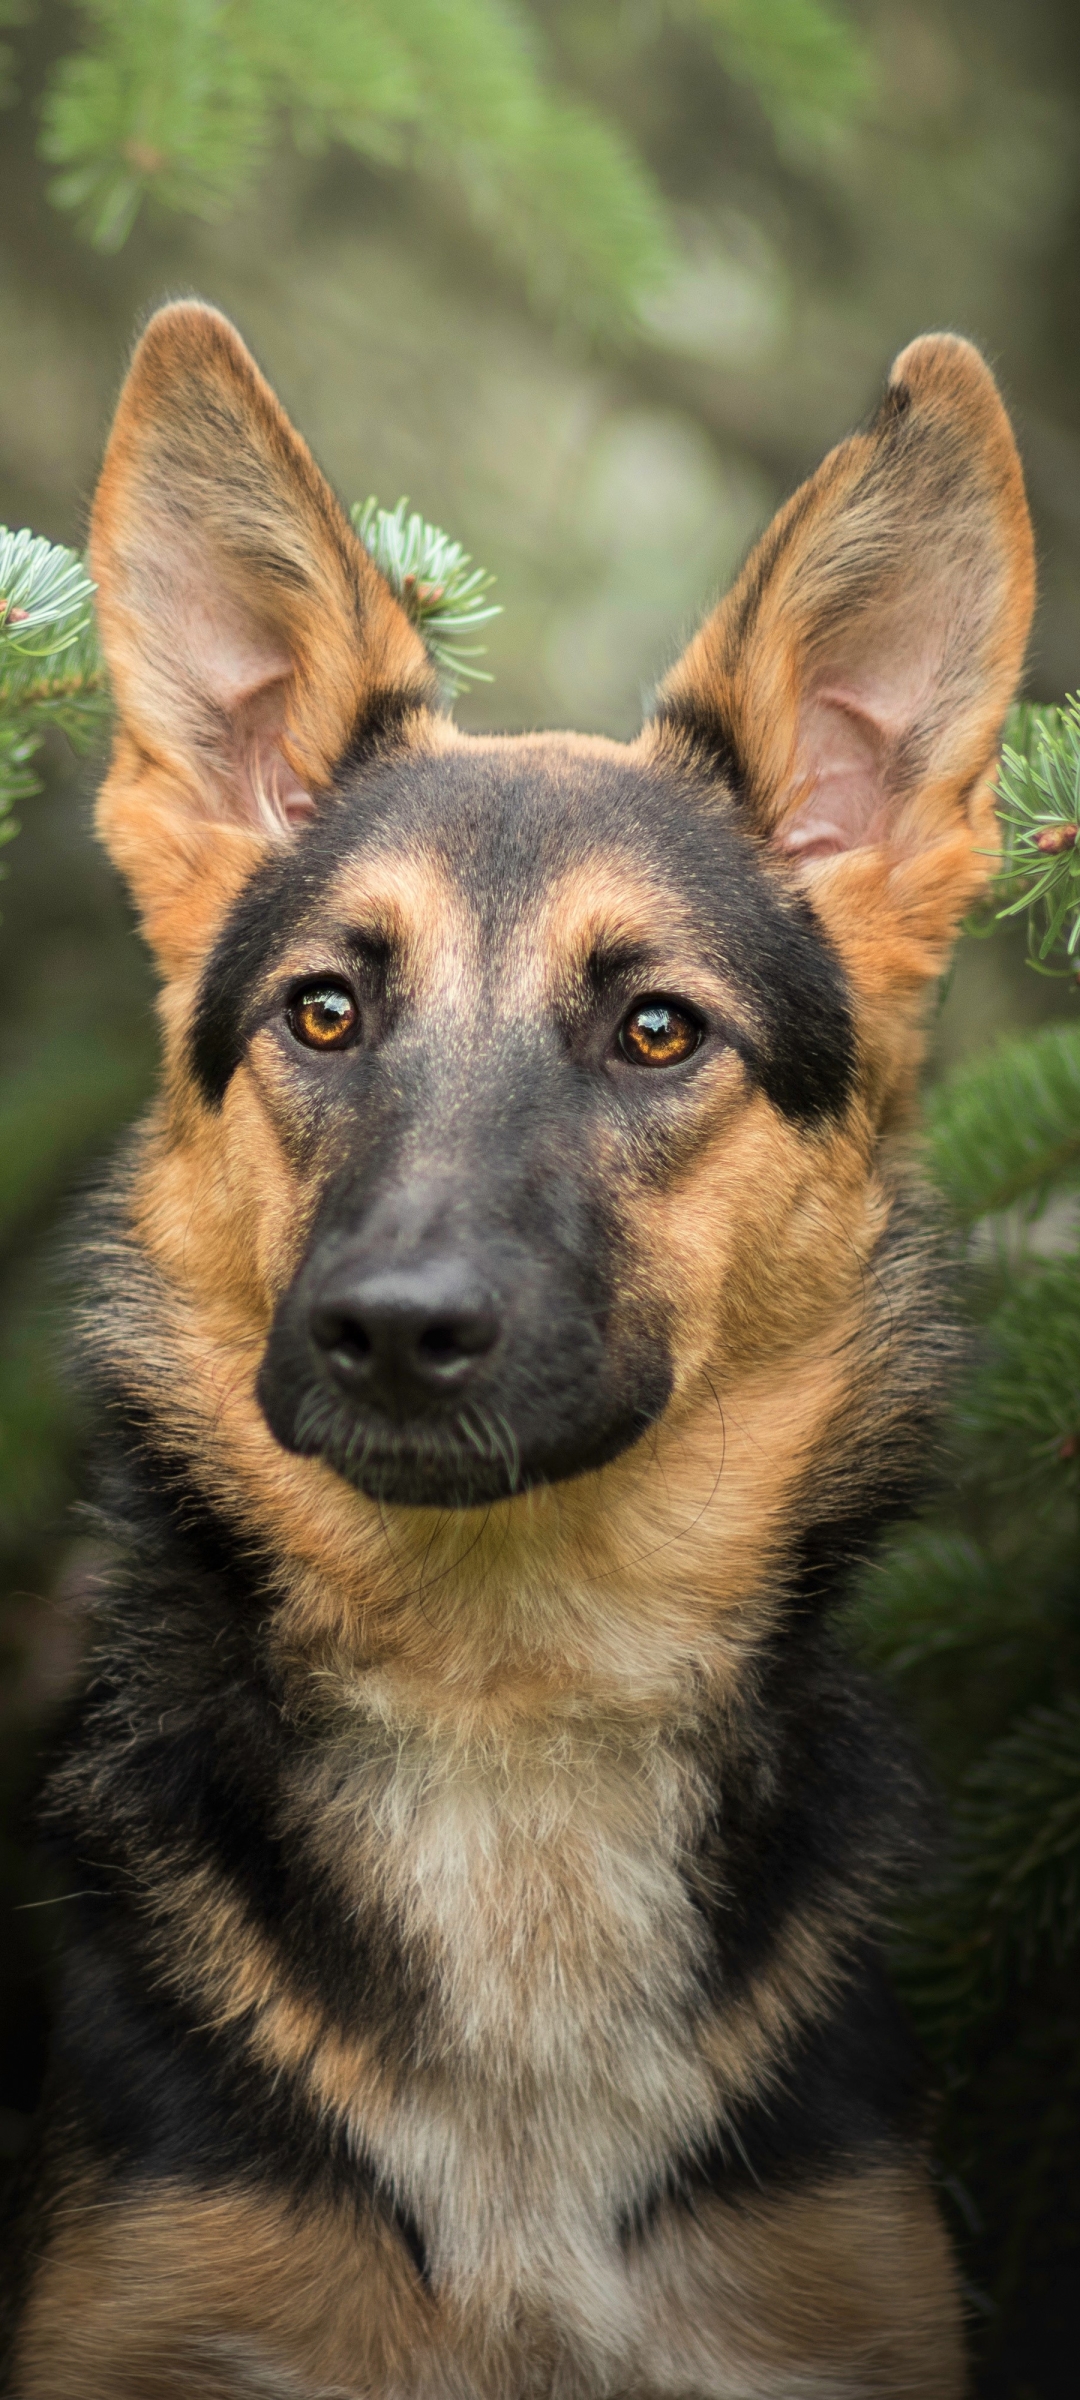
[288,983,359,1051]
[618,999,701,1069]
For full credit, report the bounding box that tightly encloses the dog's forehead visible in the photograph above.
[319,739,708,963]
[326,737,715,922]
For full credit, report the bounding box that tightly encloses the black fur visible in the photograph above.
[621,1959,924,2243]
[26,1377,929,2258]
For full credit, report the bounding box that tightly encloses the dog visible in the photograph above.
[2,305,1033,2398]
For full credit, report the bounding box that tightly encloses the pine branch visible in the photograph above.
[993,697,1080,974]
[682,0,869,147]
[897,1698,1080,2065]
[925,1021,1080,1222]
[0,527,109,860]
[0,499,497,890]
[351,498,500,695]
[37,0,671,326]
[959,1250,1080,1487]
[26,2,869,321]
[845,1514,1078,1788]
[851,1531,1014,1679]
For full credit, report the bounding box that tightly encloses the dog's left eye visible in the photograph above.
[618,999,702,1068]
[288,982,359,1051]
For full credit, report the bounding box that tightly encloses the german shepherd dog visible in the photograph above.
[3,307,1033,2398]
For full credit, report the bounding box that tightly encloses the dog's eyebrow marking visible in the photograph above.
[532,849,857,1126]
[325,849,477,1005]
[585,938,655,994]
[189,835,472,1106]
[538,857,693,957]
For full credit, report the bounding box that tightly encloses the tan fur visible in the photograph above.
[13,2174,423,2400]
[15,2164,962,2399]
[633,2168,965,2397]
[86,1147,881,1706]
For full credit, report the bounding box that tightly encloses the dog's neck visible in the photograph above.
[267,1328,863,1729]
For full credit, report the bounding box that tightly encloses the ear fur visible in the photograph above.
[652,334,1035,1013]
[90,302,438,966]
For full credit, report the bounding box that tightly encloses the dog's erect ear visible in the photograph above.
[91,302,437,964]
[653,334,1035,1002]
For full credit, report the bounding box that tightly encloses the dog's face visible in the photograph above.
[89,307,1033,1534]
[192,737,855,1506]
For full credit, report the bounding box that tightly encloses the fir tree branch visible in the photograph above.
[0,498,498,884]
[25,1,869,322]
[351,497,500,695]
[925,1021,1080,1222]
[993,697,1080,974]
[851,1531,1015,1679]
[959,1251,1080,1487]
[0,527,109,864]
[681,0,869,147]
[897,1698,1080,2065]
[37,0,672,326]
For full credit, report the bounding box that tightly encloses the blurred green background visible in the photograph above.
[1,0,1079,2365]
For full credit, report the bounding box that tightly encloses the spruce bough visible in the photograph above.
[0,528,108,871]
[3,0,866,331]
[849,722,1080,2385]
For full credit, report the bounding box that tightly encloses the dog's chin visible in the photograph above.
[259,1381,664,1510]
[309,1423,526,1509]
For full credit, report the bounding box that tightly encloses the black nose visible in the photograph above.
[310,1264,499,1410]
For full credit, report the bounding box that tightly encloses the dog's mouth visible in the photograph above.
[257,1361,671,1509]
[255,1254,672,1509]
[288,1378,528,1507]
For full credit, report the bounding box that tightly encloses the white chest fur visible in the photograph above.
[306,1702,719,2362]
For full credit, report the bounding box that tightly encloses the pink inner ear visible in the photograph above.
[777,621,942,860]
[238,684,316,833]
[168,563,316,834]
[778,688,893,859]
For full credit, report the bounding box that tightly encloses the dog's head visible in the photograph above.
[89,306,1033,1527]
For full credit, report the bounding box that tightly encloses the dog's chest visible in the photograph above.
[309,1711,718,2342]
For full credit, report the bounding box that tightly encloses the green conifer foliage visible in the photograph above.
[0,527,108,875]
[1,1,866,324]
[683,0,870,147]
[351,497,501,694]
[851,727,1080,2385]
[995,698,1080,973]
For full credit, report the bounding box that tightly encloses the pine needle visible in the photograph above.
[898,1698,1080,2062]
[960,1252,1080,1486]
[925,1021,1080,1222]
[0,525,109,856]
[995,697,1080,973]
[351,497,500,697]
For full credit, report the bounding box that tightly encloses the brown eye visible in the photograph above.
[619,999,701,1069]
[288,983,359,1051]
